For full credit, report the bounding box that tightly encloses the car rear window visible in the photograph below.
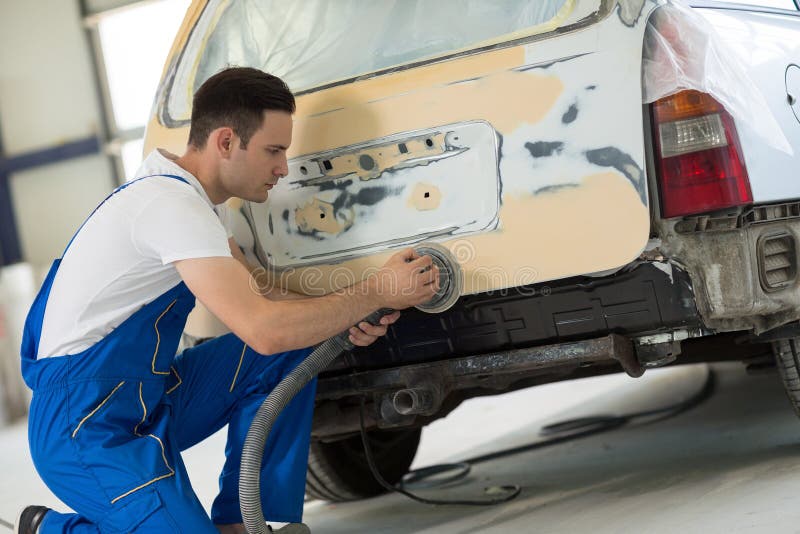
[166,0,570,122]
[712,0,798,10]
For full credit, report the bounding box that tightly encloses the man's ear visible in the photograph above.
[212,127,236,158]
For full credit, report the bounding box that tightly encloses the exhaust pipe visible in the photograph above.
[393,387,437,416]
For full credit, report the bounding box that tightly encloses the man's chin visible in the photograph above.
[244,192,269,203]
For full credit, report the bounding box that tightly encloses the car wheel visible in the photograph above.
[772,338,800,417]
[306,428,421,502]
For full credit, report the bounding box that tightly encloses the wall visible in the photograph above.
[0,0,114,266]
[0,0,121,421]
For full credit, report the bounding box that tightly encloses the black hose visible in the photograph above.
[239,336,349,533]
[239,309,392,534]
[240,242,460,529]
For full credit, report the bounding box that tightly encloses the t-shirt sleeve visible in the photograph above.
[216,203,235,239]
[131,190,233,265]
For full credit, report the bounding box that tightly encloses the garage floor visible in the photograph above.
[2,361,800,533]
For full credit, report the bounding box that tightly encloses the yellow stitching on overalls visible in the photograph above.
[110,433,175,504]
[166,366,182,395]
[133,382,146,436]
[71,381,125,439]
[147,433,173,472]
[229,343,247,393]
[151,299,178,375]
[110,472,174,504]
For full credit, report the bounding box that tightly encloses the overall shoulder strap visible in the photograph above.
[61,173,191,257]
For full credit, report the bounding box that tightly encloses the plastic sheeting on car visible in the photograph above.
[192,0,571,96]
[643,0,792,154]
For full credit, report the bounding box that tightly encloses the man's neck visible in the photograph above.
[173,148,230,205]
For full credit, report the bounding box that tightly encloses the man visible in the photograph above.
[17,67,439,533]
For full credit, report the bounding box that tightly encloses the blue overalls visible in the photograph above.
[20,174,316,532]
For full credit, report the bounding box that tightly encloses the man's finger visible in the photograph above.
[380,311,401,325]
[420,265,440,285]
[349,327,381,347]
[349,334,373,347]
[356,322,388,337]
[349,327,374,345]
[425,275,442,291]
[410,254,433,270]
[399,247,421,262]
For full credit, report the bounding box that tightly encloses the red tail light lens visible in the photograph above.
[651,90,752,219]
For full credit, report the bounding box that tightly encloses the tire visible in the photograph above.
[772,338,800,417]
[305,428,421,502]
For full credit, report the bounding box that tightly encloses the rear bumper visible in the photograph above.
[325,261,702,375]
[318,333,643,402]
[656,205,800,334]
[312,261,704,438]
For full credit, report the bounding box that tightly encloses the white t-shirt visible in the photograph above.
[37,149,234,358]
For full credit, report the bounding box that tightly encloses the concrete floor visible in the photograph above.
[2,361,800,532]
[299,363,800,533]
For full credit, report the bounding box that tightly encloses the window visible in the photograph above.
[166,0,570,122]
[87,0,190,180]
[714,0,798,10]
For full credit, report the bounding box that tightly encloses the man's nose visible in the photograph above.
[275,156,289,178]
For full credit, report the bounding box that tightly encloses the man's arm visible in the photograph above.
[227,238,308,301]
[174,248,438,355]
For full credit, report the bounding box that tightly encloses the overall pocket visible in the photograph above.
[150,299,185,376]
[69,380,176,504]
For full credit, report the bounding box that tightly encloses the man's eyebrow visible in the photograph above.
[267,144,288,150]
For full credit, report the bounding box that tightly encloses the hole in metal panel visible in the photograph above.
[359,154,376,171]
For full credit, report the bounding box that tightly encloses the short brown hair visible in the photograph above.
[187,67,295,149]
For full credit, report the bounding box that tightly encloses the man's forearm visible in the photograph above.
[228,240,382,347]
[181,246,437,355]
[261,285,308,301]
[229,238,308,301]
[256,279,383,353]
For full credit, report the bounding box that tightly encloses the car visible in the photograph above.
[144,0,800,502]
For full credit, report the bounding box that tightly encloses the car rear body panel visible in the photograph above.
[147,0,660,297]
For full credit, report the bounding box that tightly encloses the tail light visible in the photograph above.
[651,90,752,219]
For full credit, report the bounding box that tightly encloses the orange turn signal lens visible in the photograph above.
[652,90,724,123]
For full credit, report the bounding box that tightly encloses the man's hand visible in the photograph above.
[347,310,402,347]
[370,248,440,310]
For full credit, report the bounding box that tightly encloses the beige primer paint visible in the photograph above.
[292,62,564,157]
[409,183,443,211]
[295,198,350,235]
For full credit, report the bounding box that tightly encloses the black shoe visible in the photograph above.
[14,506,50,534]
